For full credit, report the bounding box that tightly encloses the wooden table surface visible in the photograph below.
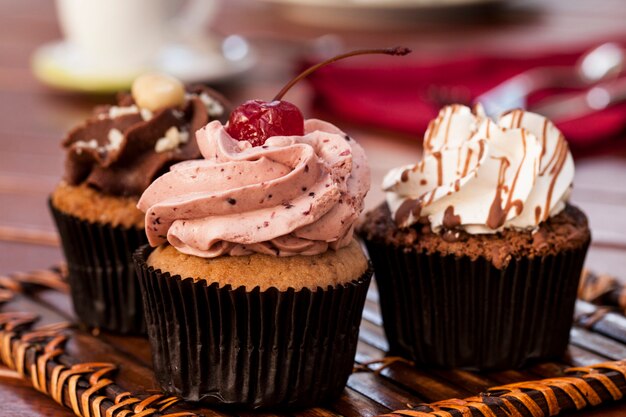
[1,0,626,415]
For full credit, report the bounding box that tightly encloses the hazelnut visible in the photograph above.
[131,73,185,112]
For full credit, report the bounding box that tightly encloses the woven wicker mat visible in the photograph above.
[0,266,625,417]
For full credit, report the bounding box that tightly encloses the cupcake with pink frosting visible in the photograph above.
[358,104,591,370]
[134,115,372,407]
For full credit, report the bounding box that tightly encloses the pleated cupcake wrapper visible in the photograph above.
[49,200,147,334]
[134,244,373,410]
[364,238,590,370]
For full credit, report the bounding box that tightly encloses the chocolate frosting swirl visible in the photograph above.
[62,86,230,197]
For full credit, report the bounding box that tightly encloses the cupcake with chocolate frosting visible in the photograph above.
[358,104,590,370]
[134,117,372,408]
[50,73,229,334]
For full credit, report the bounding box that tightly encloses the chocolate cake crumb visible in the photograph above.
[357,203,590,269]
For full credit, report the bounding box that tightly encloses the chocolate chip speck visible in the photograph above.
[302,187,307,192]
[309,192,315,197]
[283,202,294,209]
[344,135,351,141]
[304,165,309,173]
[227,198,237,205]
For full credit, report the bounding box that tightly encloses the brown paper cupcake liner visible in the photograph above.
[133,244,373,410]
[364,238,590,370]
[49,199,147,334]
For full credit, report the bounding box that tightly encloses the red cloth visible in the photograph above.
[304,49,626,154]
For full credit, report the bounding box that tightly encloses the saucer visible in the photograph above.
[258,0,503,29]
[32,36,255,93]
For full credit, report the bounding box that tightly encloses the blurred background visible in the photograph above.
[2,0,626,277]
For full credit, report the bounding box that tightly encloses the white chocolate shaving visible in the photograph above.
[106,128,123,151]
[154,126,189,153]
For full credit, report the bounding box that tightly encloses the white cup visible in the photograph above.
[55,0,216,75]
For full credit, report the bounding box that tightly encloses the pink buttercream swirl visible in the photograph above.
[138,119,370,258]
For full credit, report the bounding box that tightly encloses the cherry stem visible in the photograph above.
[272,47,412,102]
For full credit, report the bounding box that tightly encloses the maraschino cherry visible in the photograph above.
[225,47,411,146]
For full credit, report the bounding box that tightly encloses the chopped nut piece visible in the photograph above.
[154,126,189,153]
[132,73,185,111]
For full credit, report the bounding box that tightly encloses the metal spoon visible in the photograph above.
[577,42,624,84]
[476,42,625,118]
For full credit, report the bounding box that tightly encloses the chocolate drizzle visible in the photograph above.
[442,205,461,229]
[63,86,230,197]
[486,156,511,229]
[540,118,549,166]
[535,205,542,224]
[486,130,528,230]
[394,198,422,226]
[386,105,574,236]
[543,135,570,221]
[461,147,474,177]
[432,151,443,186]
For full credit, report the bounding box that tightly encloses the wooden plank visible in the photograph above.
[348,372,422,412]
[0,241,61,272]
[0,380,75,417]
[567,345,614,367]
[570,327,626,360]
[356,333,474,403]
[328,388,390,417]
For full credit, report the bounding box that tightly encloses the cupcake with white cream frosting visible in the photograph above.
[359,104,590,369]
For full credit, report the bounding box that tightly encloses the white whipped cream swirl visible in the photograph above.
[384,105,574,234]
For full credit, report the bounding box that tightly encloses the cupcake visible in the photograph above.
[134,110,372,408]
[358,105,591,370]
[50,73,229,334]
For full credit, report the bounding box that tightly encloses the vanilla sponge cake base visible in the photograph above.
[146,239,369,291]
[52,182,144,229]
